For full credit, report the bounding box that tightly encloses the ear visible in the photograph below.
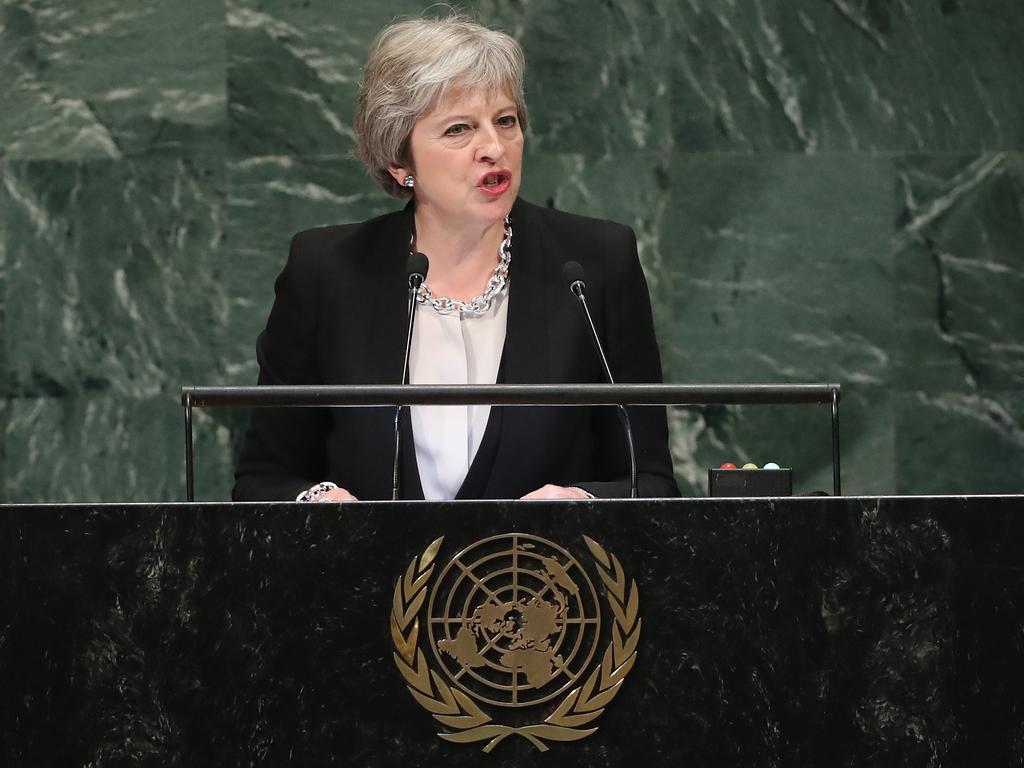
[386,162,410,186]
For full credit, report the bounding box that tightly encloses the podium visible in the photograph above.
[2,495,1023,765]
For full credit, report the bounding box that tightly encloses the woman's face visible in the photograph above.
[395,89,523,230]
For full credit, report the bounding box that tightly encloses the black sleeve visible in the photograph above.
[573,226,680,499]
[232,232,331,501]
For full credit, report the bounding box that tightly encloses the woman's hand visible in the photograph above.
[317,486,358,502]
[519,484,592,501]
[298,482,358,502]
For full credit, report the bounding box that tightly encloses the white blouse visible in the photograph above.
[408,288,509,500]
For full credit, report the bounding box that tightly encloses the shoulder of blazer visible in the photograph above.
[273,208,412,335]
[511,198,637,290]
[289,207,411,271]
[512,199,635,272]
[514,198,633,243]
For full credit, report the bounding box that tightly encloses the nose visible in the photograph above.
[474,123,505,164]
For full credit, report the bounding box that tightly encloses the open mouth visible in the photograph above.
[480,171,511,189]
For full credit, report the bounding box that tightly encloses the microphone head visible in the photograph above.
[407,251,429,288]
[562,260,586,296]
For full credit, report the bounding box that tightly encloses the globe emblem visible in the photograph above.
[427,534,601,708]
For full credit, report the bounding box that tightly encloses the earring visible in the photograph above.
[402,174,415,189]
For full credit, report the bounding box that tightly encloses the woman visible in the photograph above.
[233,15,678,502]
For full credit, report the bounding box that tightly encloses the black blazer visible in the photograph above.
[233,198,679,501]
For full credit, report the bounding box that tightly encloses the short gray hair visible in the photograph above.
[354,14,528,198]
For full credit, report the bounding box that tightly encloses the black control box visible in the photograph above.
[708,468,793,497]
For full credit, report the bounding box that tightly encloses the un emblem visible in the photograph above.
[390,534,641,753]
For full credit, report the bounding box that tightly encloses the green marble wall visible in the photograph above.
[2,0,1022,501]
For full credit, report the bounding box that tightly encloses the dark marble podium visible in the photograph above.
[2,496,1022,766]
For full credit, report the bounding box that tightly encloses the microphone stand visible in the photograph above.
[393,256,427,500]
[568,277,639,499]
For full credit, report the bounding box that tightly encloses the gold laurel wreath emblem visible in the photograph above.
[389,535,641,753]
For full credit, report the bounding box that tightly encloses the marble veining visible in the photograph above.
[1,0,225,159]
[1,0,1023,501]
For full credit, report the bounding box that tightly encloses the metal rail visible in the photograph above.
[182,383,842,500]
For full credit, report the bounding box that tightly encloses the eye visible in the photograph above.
[496,115,518,129]
[444,123,470,137]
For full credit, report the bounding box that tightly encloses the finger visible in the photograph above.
[520,484,571,500]
[519,486,547,500]
[319,488,357,502]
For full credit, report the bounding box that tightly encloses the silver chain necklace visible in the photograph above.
[416,216,512,316]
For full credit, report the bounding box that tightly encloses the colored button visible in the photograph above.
[720,462,736,470]
[763,462,780,470]
[741,463,758,469]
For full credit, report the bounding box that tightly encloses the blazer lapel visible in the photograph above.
[399,407,425,500]
[501,198,553,384]
[472,199,556,498]
[454,353,507,500]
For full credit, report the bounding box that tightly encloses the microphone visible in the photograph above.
[564,259,586,298]
[407,251,428,291]
[393,252,429,500]
[562,261,638,498]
